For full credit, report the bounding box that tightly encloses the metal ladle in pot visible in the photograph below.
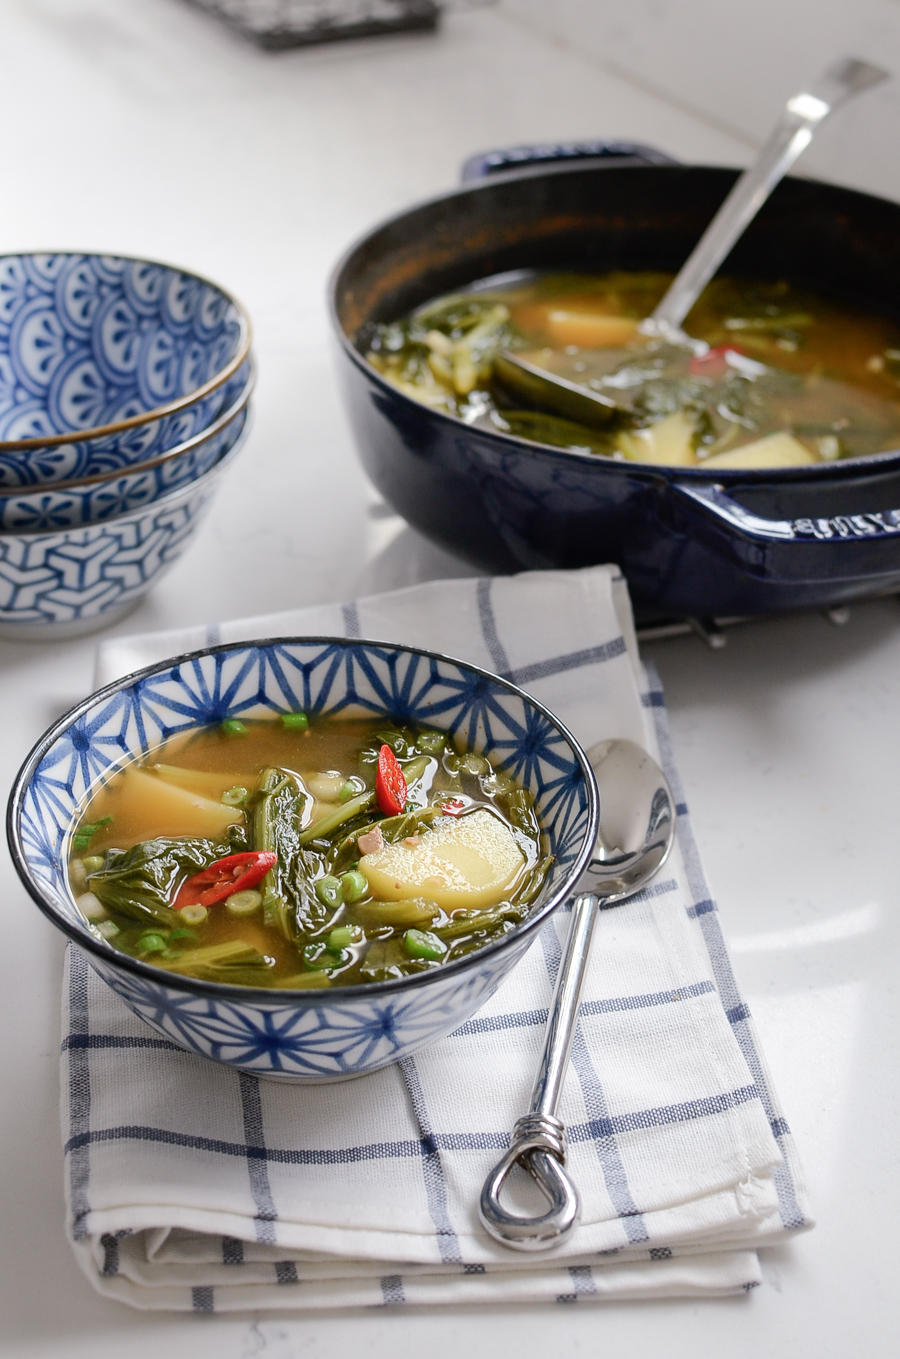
[478,739,676,1250]
[496,57,889,422]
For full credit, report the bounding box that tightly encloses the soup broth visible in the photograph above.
[365,271,900,468]
[68,715,549,989]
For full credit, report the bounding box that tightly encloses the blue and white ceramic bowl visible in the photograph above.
[0,407,250,640]
[0,361,253,531]
[0,254,251,487]
[8,640,599,1082]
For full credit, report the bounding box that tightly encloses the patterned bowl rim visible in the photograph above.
[4,358,256,496]
[0,398,251,539]
[7,637,600,1005]
[0,252,252,453]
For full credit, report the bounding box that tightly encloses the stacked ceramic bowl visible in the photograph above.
[0,253,254,640]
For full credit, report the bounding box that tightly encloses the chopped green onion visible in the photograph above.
[221,785,248,806]
[403,929,447,961]
[226,889,263,916]
[282,712,309,732]
[169,928,197,942]
[339,869,368,903]
[303,942,335,971]
[136,933,167,955]
[82,854,104,875]
[220,718,248,738]
[96,920,119,939]
[338,778,365,803]
[417,731,446,755]
[315,875,343,909]
[327,923,364,951]
[400,755,430,786]
[180,905,208,926]
[460,753,488,775]
[72,816,113,853]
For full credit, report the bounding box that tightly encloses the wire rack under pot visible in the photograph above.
[184,0,461,47]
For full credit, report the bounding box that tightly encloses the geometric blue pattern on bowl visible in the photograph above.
[0,254,251,487]
[0,368,251,531]
[8,640,598,1080]
[0,408,250,638]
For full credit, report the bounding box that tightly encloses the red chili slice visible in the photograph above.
[375,744,408,816]
[174,851,277,909]
[688,344,743,379]
[440,798,466,817]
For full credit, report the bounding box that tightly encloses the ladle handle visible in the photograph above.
[478,891,599,1250]
[649,57,889,336]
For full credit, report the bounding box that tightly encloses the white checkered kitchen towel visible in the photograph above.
[61,565,811,1310]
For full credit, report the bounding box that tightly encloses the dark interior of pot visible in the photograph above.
[334,164,900,346]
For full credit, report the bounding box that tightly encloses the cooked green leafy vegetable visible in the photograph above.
[366,271,900,467]
[87,831,244,927]
[249,767,322,941]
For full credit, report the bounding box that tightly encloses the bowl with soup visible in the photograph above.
[330,144,900,621]
[7,637,598,1081]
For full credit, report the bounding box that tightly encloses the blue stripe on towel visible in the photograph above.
[476,578,511,674]
[450,978,716,1041]
[506,638,626,687]
[380,1274,405,1305]
[65,1072,761,1167]
[67,948,93,1242]
[540,922,649,1244]
[643,660,806,1232]
[238,1073,278,1245]
[341,602,361,638]
[400,1057,463,1264]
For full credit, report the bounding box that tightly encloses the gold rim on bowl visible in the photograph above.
[0,253,253,452]
[14,360,256,493]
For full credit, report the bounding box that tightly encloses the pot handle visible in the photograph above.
[460,140,679,183]
[671,480,900,583]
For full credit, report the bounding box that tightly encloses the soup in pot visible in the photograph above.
[365,271,900,468]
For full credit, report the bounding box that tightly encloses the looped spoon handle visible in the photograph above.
[478,890,599,1250]
[479,1113,579,1248]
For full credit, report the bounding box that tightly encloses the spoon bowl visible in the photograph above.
[580,738,675,902]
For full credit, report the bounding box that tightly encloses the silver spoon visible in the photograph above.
[496,56,889,418]
[479,738,676,1250]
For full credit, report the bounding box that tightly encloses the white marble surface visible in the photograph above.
[1,2,898,1355]
[503,0,900,200]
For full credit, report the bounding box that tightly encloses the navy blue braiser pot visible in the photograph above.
[330,142,900,622]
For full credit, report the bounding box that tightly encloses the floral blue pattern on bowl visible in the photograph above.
[0,408,250,639]
[8,640,598,1080]
[0,254,251,487]
[0,364,252,531]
